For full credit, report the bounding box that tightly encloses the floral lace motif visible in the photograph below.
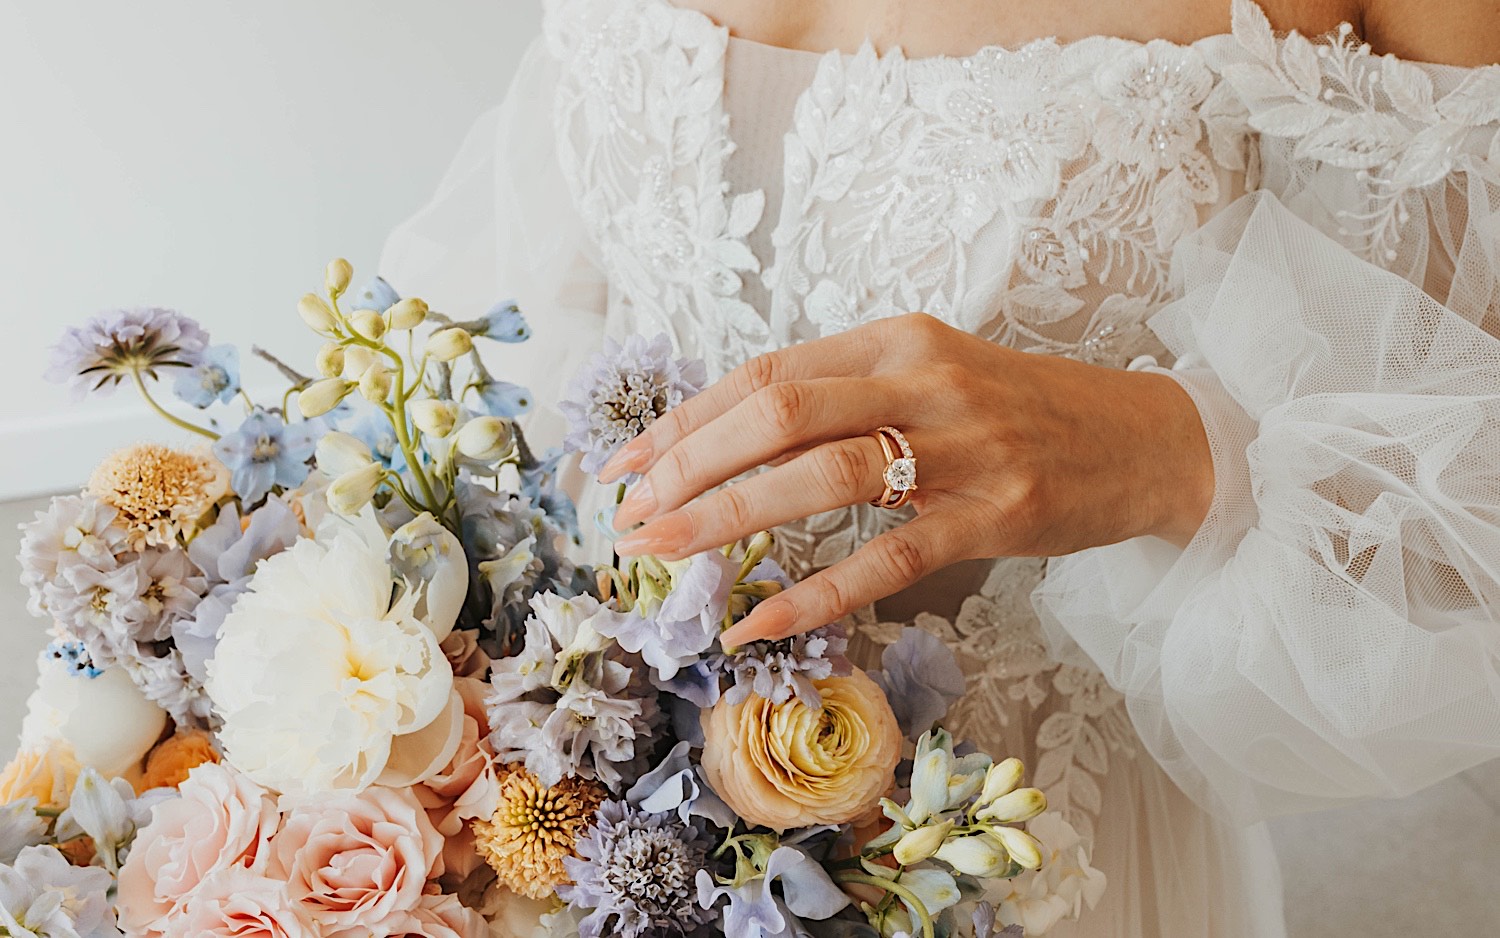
[543,0,1500,853]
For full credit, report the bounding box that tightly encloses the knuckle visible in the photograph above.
[656,446,695,495]
[738,353,783,396]
[877,530,930,583]
[715,483,756,533]
[755,382,811,439]
[809,573,851,622]
[812,441,872,499]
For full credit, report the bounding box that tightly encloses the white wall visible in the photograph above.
[0,0,542,498]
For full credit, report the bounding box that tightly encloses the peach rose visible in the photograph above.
[441,629,492,679]
[0,744,81,809]
[140,729,221,792]
[384,893,487,938]
[118,762,281,938]
[268,785,443,934]
[701,668,901,830]
[162,867,315,938]
[415,678,501,884]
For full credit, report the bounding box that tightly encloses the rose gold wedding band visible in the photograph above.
[869,425,917,510]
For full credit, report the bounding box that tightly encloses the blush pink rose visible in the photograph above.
[268,785,443,934]
[415,678,500,884]
[162,867,316,938]
[382,893,486,938]
[118,762,281,938]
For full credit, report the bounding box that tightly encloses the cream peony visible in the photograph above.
[117,761,281,938]
[205,526,454,794]
[701,668,902,830]
[268,785,443,934]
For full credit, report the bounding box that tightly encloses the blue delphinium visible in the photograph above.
[346,275,401,312]
[46,307,209,399]
[45,639,103,678]
[337,399,407,472]
[172,343,240,408]
[473,299,531,342]
[871,627,968,741]
[559,333,706,476]
[561,800,715,938]
[211,409,318,505]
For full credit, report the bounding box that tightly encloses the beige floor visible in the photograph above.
[1,494,1496,933]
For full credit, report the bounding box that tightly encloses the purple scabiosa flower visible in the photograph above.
[872,627,967,741]
[17,494,129,620]
[172,343,240,408]
[720,625,852,708]
[212,409,318,505]
[46,307,209,399]
[561,800,715,938]
[559,334,706,476]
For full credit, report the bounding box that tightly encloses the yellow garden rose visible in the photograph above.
[701,668,901,830]
[0,744,82,809]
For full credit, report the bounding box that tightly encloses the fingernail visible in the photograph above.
[721,598,797,647]
[612,478,657,529]
[614,510,692,556]
[599,439,651,483]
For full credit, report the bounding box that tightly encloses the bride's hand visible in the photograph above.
[597,313,1213,645]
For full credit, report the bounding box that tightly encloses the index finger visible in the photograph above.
[597,326,886,482]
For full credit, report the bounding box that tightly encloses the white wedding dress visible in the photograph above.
[382,1,1500,934]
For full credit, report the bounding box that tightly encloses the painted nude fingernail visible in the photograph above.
[599,439,652,483]
[614,510,692,556]
[612,479,657,529]
[721,598,796,647]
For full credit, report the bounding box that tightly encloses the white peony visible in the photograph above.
[20,650,165,779]
[205,525,455,795]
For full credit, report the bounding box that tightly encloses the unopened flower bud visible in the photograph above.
[350,308,387,341]
[315,343,345,378]
[978,788,1047,825]
[299,378,352,418]
[990,825,1044,871]
[410,399,458,437]
[979,757,1025,807]
[325,258,353,297]
[386,297,428,331]
[316,430,374,478]
[893,820,954,866]
[456,416,513,462]
[341,345,376,380]
[358,363,392,403]
[327,461,383,515]
[425,327,473,362]
[742,531,775,570]
[298,293,338,335]
[934,833,1012,877]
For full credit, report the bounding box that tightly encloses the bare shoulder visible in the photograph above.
[1360,0,1500,66]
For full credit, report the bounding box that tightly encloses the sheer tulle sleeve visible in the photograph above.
[378,37,608,453]
[1035,6,1500,823]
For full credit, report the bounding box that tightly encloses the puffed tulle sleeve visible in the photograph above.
[379,36,608,453]
[1035,3,1500,823]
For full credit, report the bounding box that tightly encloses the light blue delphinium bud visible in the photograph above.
[172,343,240,408]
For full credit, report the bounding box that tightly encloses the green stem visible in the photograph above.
[132,369,218,440]
[832,871,936,938]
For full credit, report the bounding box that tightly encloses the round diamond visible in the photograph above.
[884,457,917,491]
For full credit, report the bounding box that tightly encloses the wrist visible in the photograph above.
[1136,371,1215,547]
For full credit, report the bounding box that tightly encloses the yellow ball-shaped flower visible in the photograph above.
[701,668,901,831]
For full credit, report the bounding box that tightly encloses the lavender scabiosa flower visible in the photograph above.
[17,494,129,620]
[212,408,318,505]
[872,627,968,741]
[720,625,852,708]
[172,343,240,408]
[561,800,715,938]
[485,592,657,790]
[559,334,706,476]
[46,307,209,399]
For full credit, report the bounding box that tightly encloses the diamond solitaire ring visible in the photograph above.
[869,426,917,510]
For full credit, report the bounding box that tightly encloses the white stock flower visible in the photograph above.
[0,845,120,938]
[205,527,454,795]
[0,799,47,865]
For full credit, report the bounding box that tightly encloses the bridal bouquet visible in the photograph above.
[2,259,1085,938]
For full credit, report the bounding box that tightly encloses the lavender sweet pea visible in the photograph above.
[560,333,706,477]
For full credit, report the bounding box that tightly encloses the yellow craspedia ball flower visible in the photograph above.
[87,443,228,548]
[701,667,902,831]
[472,765,606,900]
